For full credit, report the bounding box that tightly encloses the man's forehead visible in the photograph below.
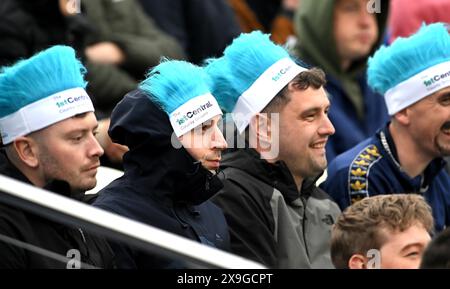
[49,112,98,132]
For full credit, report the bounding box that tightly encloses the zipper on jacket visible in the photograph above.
[300,196,310,260]
[78,228,86,243]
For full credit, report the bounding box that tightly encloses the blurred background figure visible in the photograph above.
[228,0,300,44]
[81,0,185,116]
[388,0,450,43]
[139,0,241,64]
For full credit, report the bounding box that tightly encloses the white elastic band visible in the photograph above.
[169,93,223,137]
[385,60,450,115]
[232,57,307,133]
[0,87,94,144]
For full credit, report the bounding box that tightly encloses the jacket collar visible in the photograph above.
[377,124,446,190]
[221,148,322,203]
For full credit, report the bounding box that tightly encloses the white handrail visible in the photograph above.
[0,174,266,269]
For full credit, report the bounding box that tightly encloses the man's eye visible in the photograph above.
[71,136,83,141]
[405,252,419,258]
[440,96,450,105]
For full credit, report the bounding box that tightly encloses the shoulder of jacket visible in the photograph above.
[347,143,383,204]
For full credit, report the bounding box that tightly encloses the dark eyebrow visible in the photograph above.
[302,107,319,114]
[438,92,450,100]
[300,107,323,118]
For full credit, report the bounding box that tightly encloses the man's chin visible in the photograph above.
[311,159,327,174]
[80,180,97,192]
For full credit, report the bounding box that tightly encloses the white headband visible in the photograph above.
[169,93,223,137]
[385,60,450,115]
[0,87,94,144]
[232,57,307,133]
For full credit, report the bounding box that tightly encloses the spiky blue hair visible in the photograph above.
[140,59,211,114]
[204,57,239,113]
[205,31,293,113]
[368,23,450,94]
[0,45,87,118]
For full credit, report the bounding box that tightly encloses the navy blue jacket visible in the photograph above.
[93,90,230,268]
[325,74,389,161]
[321,124,450,232]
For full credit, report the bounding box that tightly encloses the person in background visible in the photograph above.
[388,0,450,43]
[138,0,241,64]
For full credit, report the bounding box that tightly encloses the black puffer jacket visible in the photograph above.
[0,151,115,269]
[93,90,230,268]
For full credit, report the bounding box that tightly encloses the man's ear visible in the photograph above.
[12,136,40,168]
[348,254,368,269]
[393,107,410,126]
[250,113,272,142]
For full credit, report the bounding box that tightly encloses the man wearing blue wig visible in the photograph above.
[93,60,230,268]
[321,23,450,232]
[0,45,115,268]
[206,31,341,268]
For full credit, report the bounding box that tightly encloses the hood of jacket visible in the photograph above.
[293,0,389,117]
[221,148,322,204]
[108,89,223,205]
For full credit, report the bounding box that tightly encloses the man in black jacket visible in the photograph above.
[93,60,229,268]
[206,32,341,268]
[0,46,115,268]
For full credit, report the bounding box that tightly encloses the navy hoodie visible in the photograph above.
[93,89,230,268]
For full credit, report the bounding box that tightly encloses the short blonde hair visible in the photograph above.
[331,194,434,269]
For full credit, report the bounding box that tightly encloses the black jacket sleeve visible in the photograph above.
[212,179,277,268]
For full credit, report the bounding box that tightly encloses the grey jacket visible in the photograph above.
[212,148,341,268]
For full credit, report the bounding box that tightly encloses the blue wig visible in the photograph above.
[0,45,87,118]
[368,23,450,94]
[140,59,211,114]
[205,31,293,112]
[204,57,239,113]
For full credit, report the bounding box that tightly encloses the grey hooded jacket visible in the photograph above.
[212,148,341,268]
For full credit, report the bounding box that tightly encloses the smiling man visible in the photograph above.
[293,0,390,161]
[0,46,114,268]
[206,31,341,268]
[321,23,450,232]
